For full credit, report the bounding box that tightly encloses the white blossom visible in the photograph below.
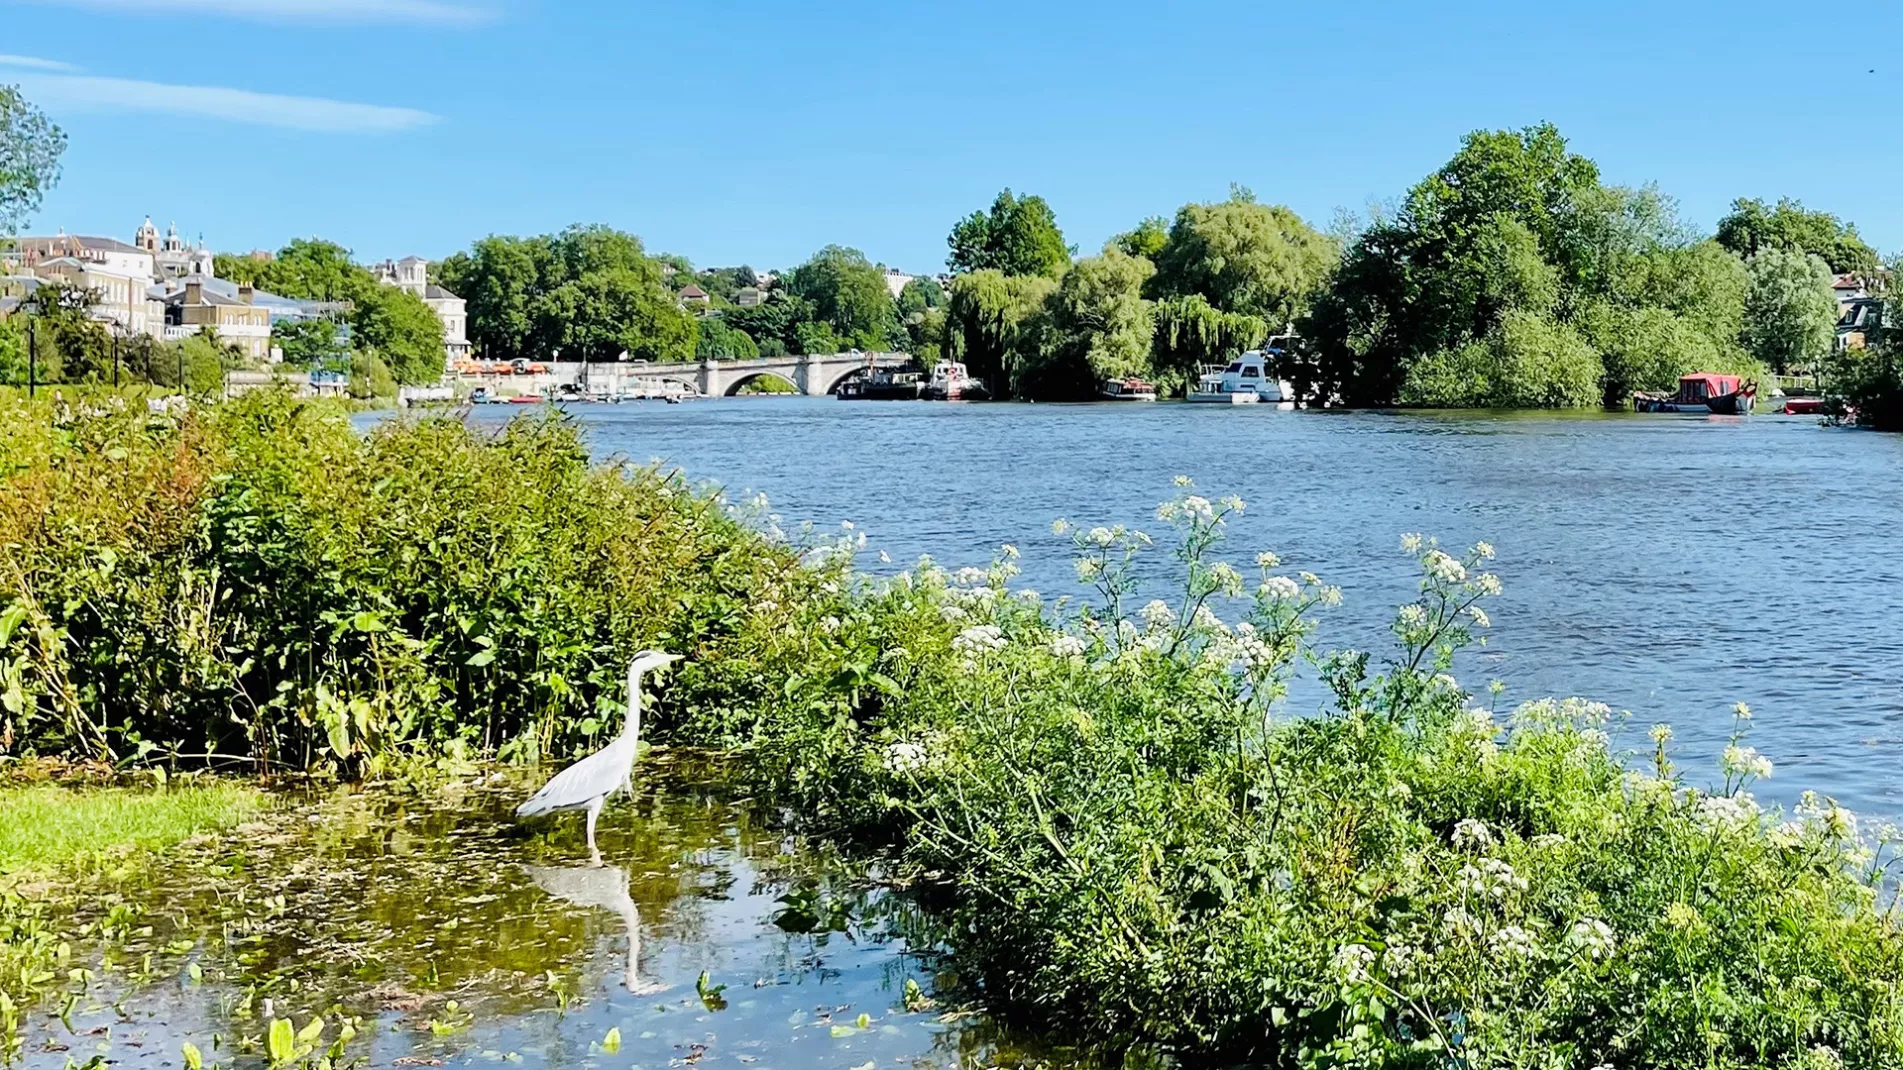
[951,625,1008,654]
[1381,942,1424,978]
[1051,518,1070,535]
[1400,533,1424,553]
[1396,603,1428,629]
[1182,495,1214,518]
[1473,541,1495,560]
[1464,605,1490,628]
[1139,600,1176,631]
[1423,549,1467,583]
[1172,474,1194,487]
[1565,918,1616,960]
[1049,635,1086,659]
[1458,858,1527,899]
[1487,925,1538,960]
[1075,558,1103,581]
[1259,576,1300,601]
[1086,526,1115,547]
[1733,701,1753,721]
[1329,943,1375,985]
[939,603,967,622]
[1255,551,1280,569]
[1475,573,1503,596]
[1693,792,1762,831]
[952,567,989,587]
[882,741,928,774]
[1720,744,1773,781]
[1649,723,1673,745]
[1451,818,1494,850]
[1442,907,1483,939]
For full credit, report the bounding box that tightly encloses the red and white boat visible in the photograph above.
[1633,373,1756,415]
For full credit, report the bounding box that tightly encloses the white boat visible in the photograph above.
[1186,350,1293,405]
[1101,377,1159,401]
[922,361,989,400]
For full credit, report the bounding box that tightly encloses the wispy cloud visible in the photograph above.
[0,54,81,72]
[11,71,439,133]
[13,0,493,25]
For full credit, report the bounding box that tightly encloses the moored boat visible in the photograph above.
[1633,373,1755,415]
[921,360,989,401]
[838,365,924,400]
[1186,350,1293,404]
[1101,377,1159,401]
[1781,396,1826,415]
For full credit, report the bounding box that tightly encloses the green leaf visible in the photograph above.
[600,1027,621,1054]
[267,1018,294,1065]
[465,649,496,667]
[181,1042,203,1070]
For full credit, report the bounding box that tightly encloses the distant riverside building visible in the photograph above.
[883,268,914,299]
[134,217,214,281]
[161,279,272,361]
[3,233,165,336]
[370,255,470,365]
[677,284,710,307]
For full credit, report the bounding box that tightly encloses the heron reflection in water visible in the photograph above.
[522,863,668,995]
[517,650,680,865]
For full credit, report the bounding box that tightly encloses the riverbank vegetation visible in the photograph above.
[3,396,1900,1066]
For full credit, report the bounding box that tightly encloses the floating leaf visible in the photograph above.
[601,1027,621,1054]
[181,1042,203,1070]
[267,1018,294,1065]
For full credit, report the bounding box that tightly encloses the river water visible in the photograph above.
[475,397,1903,821]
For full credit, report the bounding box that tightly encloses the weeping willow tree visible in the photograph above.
[1150,294,1268,391]
[945,269,1058,398]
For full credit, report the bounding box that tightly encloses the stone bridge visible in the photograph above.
[636,351,912,397]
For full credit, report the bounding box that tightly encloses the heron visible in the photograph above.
[516,649,681,865]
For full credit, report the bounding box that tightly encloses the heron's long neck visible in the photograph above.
[621,669,643,745]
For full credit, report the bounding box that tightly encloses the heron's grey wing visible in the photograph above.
[516,746,625,817]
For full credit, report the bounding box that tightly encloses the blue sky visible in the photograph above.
[2,0,1894,274]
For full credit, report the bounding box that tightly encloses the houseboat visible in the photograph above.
[921,361,989,401]
[1633,373,1757,415]
[1101,377,1159,401]
[838,365,924,400]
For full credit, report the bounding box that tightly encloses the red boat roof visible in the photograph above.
[1680,373,1742,393]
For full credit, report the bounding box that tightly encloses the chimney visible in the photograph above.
[185,281,202,305]
[238,284,255,305]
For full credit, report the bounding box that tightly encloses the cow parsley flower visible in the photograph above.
[1049,635,1086,659]
[1381,942,1424,978]
[1259,576,1300,601]
[882,741,928,774]
[1401,533,1424,553]
[1255,551,1280,569]
[1329,943,1375,985]
[1138,600,1176,631]
[1721,744,1773,781]
[1451,818,1494,850]
[1182,495,1214,518]
[1649,723,1672,745]
[951,625,1008,654]
[1488,925,1538,960]
[1566,918,1616,960]
[1423,549,1467,583]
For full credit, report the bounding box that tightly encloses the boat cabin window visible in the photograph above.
[1224,362,1242,373]
[1241,366,1259,378]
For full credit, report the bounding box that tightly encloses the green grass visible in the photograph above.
[0,782,262,875]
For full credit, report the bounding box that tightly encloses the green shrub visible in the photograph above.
[1402,313,1603,408]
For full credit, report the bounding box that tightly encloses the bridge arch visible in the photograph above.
[816,362,886,396]
[722,370,802,396]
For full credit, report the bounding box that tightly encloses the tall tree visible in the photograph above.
[1741,248,1838,375]
[946,189,1072,277]
[353,284,448,384]
[1149,195,1337,328]
[0,86,65,235]
[1025,249,1156,398]
[945,269,1058,396]
[1717,198,1879,277]
[1110,216,1169,260]
[786,245,903,350]
[1151,294,1268,383]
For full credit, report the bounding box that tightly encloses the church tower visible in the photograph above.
[135,217,159,253]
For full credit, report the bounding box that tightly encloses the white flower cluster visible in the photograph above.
[1464,605,1490,628]
[1225,622,1280,671]
[1206,561,1244,597]
[1396,603,1429,629]
[1720,744,1774,781]
[951,625,1008,654]
[1049,634,1087,659]
[1457,858,1528,900]
[951,566,989,586]
[1693,792,1761,832]
[1259,575,1300,601]
[1191,604,1228,634]
[1795,790,1859,841]
[1565,918,1617,960]
[1443,907,1483,939]
[1487,925,1538,960]
[1139,600,1177,632]
[1423,549,1467,584]
[1451,817,1494,850]
[882,740,929,774]
[1381,942,1425,979]
[1329,942,1375,985]
[1530,832,1569,850]
[1181,495,1214,519]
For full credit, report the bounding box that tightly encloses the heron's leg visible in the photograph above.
[586,796,605,867]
